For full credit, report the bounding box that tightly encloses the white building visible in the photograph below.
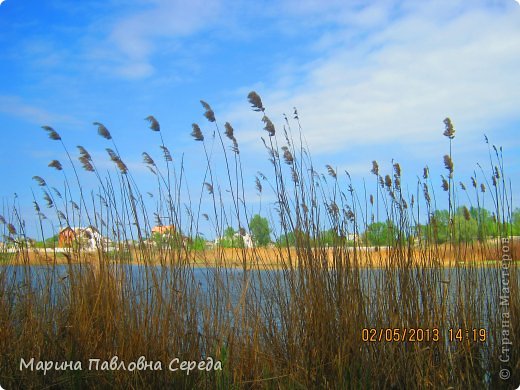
[214,231,254,248]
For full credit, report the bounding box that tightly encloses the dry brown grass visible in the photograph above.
[0,93,518,389]
[13,239,519,270]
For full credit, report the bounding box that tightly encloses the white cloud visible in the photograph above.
[105,0,221,78]
[224,1,520,155]
[0,96,79,125]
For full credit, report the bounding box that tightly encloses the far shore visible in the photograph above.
[2,240,517,269]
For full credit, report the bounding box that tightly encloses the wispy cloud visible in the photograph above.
[0,96,79,125]
[224,1,520,154]
[97,0,221,78]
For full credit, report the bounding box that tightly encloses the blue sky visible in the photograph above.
[1,0,519,240]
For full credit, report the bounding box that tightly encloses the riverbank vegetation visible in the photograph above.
[0,93,518,389]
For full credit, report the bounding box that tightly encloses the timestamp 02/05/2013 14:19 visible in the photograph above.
[361,328,487,343]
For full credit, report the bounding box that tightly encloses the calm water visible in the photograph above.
[1,263,513,387]
[1,263,510,322]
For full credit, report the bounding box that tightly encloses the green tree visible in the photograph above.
[46,234,59,246]
[513,208,520,235]
[218,227,244,248]
[224,227,235,239]
[426,207,493,244]
[453,207,478,243]
[365,221,396,246]
[428,210,450,244]
[249,214,271,246]
[320,229,337,246]
[152,231,184,249]
[469,207,501,240]
[276,229,311,248]
[33,234,59,248]
[319,229,351,247]
[187,236,206,251]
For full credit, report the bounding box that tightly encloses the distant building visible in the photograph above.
[151,225,176,236]
[345,233,359,242]
[241,232,253,248]
[58,227,75,247]
[81,226,105,250]
[214,231,254,248]
[58,226,109,250]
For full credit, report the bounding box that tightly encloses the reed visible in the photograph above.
[0,92,518,389]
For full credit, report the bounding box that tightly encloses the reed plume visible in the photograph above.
[79,157,94,172]
[145,116,160,132]
[443,155,454,177]
[326,165,337,179]
[328,201,339,216]
[191,123,204,141]
[247,91,265,112]
[371,161,379,176]
[384,174,392,189]
[224,122,239,153]
[443,117,455,139]
[423,183,431,203]
[441,176,449,191]
[291,167,299,183]
[7,223,16,235]
[142,152,156,166]
[48,160,63,171]
[52,187,62,198]
[393,162,401,178]
[32,176,46,187]
[93,122,112,140]
[78,146,94,172]
[462,206,471,221]
[230,139,239,154]
[261,115,275,137]
[42,125,61,141]
[43,191,53,208]
[160,146,173,162]
[224,122,235,141]
[106,148,128,174]
[282,146,293,165]
[200,100,215,123]
[423,166,429,179]
[494,166,500,179]
[255,176,262,194]
[77,146,91,161]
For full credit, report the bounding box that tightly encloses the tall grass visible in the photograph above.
[0,93,518,389]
